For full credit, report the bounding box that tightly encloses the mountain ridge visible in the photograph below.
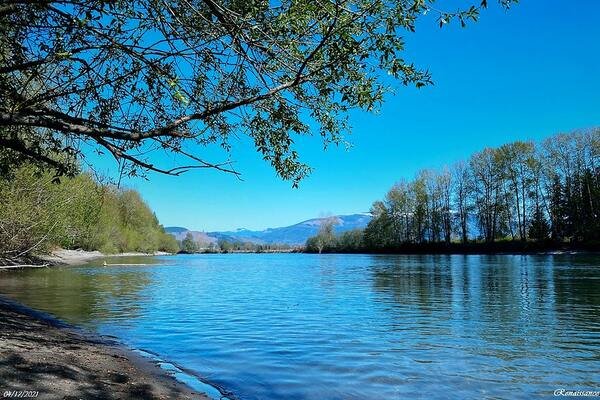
[165,213,372,246]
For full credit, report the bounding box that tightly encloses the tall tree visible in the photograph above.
[436,168,453,244]
[385,180,413,244]
[364,200,394,249]
[311,216,338,253]
[498,141,535,240]
[452,161,471,243]
[411,173,428,243]
[470,148,503,242]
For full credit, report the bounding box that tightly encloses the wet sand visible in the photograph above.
[0,298,207,400]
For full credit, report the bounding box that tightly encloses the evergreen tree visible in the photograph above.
[528,207,550,241]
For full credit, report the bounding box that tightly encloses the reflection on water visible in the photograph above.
[0,254,599,399]
[0,256,156,325]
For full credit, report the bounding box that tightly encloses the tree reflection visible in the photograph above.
[370,254,600,348]
[0,261,154,325]
[371,255,454,312]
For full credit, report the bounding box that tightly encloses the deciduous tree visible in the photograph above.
[1,0,516,184]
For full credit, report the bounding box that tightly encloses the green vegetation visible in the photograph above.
[180,233,200,254]
[306,226,364,254]
[216,240,294,254]
[1,1,515,185]
[305,218,339,253]
[306,129,600,253]
[178,234,294,254]
[0,164,178,262]
[305,216,365,253]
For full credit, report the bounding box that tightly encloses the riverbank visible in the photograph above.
[0,297,206,400]
[184,248,301,255]
[305,241,600,255]
[41,249,173,265]
[0,249,173,269]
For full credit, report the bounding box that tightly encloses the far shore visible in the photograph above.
[0,296,206,400]
[305,240,600,256]
[2,243,597,271]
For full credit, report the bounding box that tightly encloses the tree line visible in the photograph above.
[306,128,599,253]
[0,164,178,264]
[179,232,295,254]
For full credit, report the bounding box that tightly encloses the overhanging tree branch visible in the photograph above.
[0,0,517,183]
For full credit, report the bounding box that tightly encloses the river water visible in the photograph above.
[0,254,599,399]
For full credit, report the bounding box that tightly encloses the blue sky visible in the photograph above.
[90,0,600,231]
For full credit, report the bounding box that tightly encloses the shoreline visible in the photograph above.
[41,249,174,266]
[304,241,600,256]
[0,249,173,269]
[305,249,599,256]
[0,296,209,400]
[3,246,596,271]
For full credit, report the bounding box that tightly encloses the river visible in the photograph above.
[0,254,599,399]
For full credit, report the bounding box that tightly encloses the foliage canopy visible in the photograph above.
[1,0,515,185]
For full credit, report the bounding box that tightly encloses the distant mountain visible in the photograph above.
[164,227,218,244]
[165,213,372,246]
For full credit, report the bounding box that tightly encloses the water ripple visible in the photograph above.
[0,254,599,399]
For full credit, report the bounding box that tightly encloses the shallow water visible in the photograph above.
[0,254,599,399]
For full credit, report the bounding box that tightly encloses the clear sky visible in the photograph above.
[90,0,600,232]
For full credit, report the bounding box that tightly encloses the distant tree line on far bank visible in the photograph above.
[306,128,600,253]
[178,232,295,254]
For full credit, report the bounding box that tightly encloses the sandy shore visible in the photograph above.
[0,298,207,400]
[1,249,173,269]
[41,248,173,266]
[37,249,105,266]
[1,249,173,268]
